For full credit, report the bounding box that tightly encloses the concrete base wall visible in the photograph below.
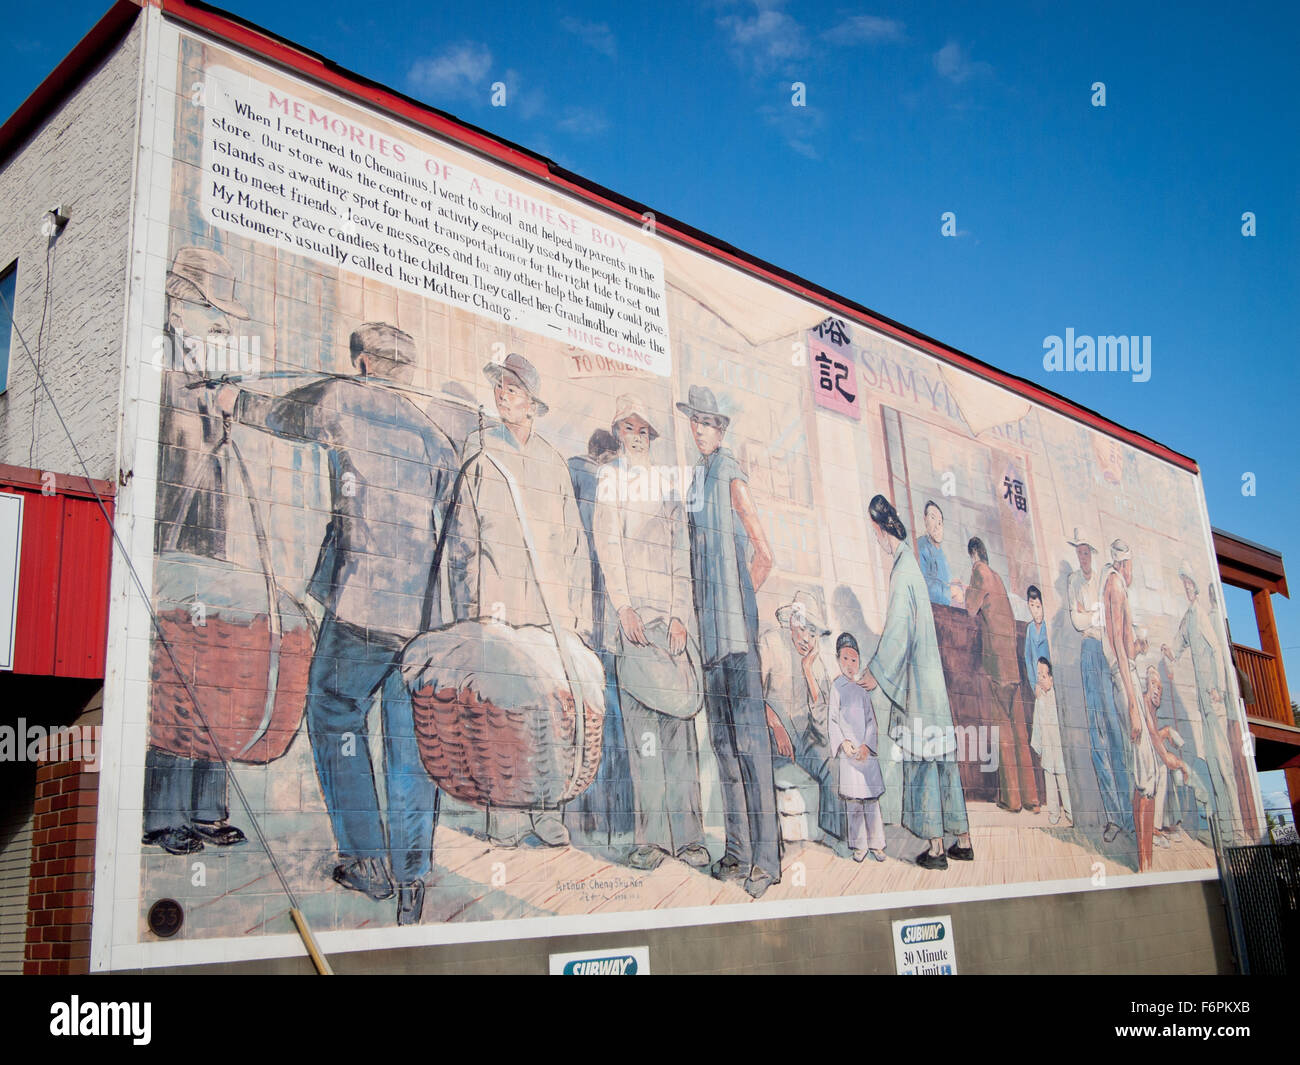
[135,880,1233,975]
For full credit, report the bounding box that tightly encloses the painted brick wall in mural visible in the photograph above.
[136,31,1263,945]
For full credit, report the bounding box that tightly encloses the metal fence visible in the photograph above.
[1222,843,1300,975]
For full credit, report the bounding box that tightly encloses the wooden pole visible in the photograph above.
[290,908,334,975]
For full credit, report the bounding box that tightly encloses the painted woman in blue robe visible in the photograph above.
[857,495,974,871]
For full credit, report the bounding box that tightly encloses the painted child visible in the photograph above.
[1024,585,1050,689]
[1030,658,1072,826]
[829,633,887,862]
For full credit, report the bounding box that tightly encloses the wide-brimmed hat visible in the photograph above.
[775,591,831,636]
[1066,526,1096,551]
[484,352,548,416]
[610,394,660,441]
[675,384,730,428]
[168,246,249,319]
[617,619,703,720]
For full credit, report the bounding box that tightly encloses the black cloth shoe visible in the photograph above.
[333,857,395,900]
[710,855,748,882]
[1102,822,1121,843]
[627,845,669,871]
[946,843,974,861]
[142,827,203,855]
[916,849,949,871]
[190,821,247,846]
[676,844,712,869]
[397,881,426,925]
[744,868,779,899]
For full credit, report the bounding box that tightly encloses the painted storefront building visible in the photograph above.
[88,14,1265,969]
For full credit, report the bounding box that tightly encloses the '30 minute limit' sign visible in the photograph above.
[892,915,958,975]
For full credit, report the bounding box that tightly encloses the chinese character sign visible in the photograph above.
[1001,464,1029,523]
[813,316,850,347]
[809,337,860,419]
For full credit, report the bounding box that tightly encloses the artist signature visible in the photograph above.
[557,877,645,903]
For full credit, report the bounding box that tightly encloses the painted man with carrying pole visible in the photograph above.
[215,322,457,925]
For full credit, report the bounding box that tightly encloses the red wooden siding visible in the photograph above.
[0,466,114,679]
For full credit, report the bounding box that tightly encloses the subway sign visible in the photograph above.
[892,916,958,975]
[549,946,649,975]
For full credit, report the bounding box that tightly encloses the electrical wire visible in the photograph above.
[26,226,56,467]
[0,280,318,949]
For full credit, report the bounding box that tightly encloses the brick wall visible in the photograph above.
[24,757,98,975]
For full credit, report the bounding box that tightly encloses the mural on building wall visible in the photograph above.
[131,32,1265,946]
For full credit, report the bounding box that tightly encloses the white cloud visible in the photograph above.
[407,42,494,102]
[500,68,547,121]
[407,48,547,121]
[933,40,993,85]
[555,106,610,138]
[759,101,825,159]
[716,1,809,74]
[822,15,904,45]
[560,16,617,59]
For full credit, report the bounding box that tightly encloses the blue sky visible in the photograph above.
[4,1,1298,692]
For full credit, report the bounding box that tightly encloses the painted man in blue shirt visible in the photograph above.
[917,500,963,606]
[679,385,781,899]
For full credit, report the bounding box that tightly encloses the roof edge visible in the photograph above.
[5,0,1202,475]
[0,0,143,171]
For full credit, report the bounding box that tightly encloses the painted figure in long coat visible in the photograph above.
[858,495,973,871]
[1161,561,1244,845]
[1067,525,1133,842]
[679,384,781,899]
[564,429,634,847]
[829,633,886,861]
[965,537,1039,814]
[446,351,592,849]
[592,396,708,870]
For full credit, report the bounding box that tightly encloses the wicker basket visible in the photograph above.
[147,435,314,765]
[148,554,314,764]
[402,621,605,809]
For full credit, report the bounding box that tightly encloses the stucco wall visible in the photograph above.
[0,19,140,482]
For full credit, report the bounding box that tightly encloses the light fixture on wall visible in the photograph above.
[42,205,70,237]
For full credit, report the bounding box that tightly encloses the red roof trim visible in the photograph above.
[0,0,142,170]
[7,0,1201,474]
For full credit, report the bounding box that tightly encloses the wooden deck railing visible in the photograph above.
[1232,643,1295,727]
